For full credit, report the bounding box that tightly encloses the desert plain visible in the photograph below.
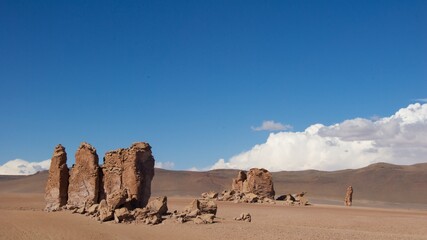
[1,163,427,240]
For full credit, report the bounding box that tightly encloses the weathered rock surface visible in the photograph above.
[231,171,247,192]
[98,199,113,222]
[67,142,100,209]
[244,168,275,199]
[102,142,155,209]
[345,186,353,206]
[45,144,69,212]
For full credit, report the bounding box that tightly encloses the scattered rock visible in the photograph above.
[45,144,69,212]
[114,207,133,223]
[235,213,251,222]
[98,200,113,222]
[86,204,99,215]
[201,191,218,199]
[145,196,168,216]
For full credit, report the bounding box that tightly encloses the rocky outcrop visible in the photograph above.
[45,141,160,224]
[220,168,275,203]
[244,168,275,199]
[102,142,155,209]
[231,171,247,192]
[67,143,100,209]
[345,186,353,206]
[45,144,69,211]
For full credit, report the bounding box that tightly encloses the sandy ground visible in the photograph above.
[0,193,426,240]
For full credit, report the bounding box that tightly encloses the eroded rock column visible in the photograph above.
[67,142,100,209]
[102,142,155,209]
[345,186,353,206]
[45,144,69,211]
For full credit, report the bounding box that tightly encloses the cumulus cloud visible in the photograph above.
[251,120,292,131]
[212,103,427,171]
[0,159,51,175]
[155,161,175,170]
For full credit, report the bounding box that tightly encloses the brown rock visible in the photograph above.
[231,171,247,192]
[201,191,219,199]
[45,144,69,212]
[145,196,168,216]
[244,168,275,199]
[98,199,113,222]
[102,142,155,209]
[345,186,353,206]
[107,188,128,210]
[194,214,215,224]
[235,212,251,222]
[114,207,133,223]
[185,199,217,215]
[67,143,100,209]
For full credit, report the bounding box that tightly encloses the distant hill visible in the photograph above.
[0,162,426,204]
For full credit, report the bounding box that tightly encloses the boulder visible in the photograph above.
[98,199,113,222]
[114,207,133,223]
[185,199,217,215]
[102,142,155,209]
[244,168,275,199]
[145,196,168,216]
[67,143,100,209]
[45,144,69,212]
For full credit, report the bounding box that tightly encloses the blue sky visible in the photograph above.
[1,0,426,171]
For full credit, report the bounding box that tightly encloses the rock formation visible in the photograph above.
[45,144,69,211]
[244,168,275,199]
[102,142,155,209]
[67,142,100,209]
[345,186,353,206]
[45,141,161,224]
[231,171,247,192]
[222,168,275,202]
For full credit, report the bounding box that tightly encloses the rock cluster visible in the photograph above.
[345,186,353,206]
[276,192,310,206]
[170,199,218,224]
[217,168,276,203]
[45,144,69,212]
[45,142,163,224]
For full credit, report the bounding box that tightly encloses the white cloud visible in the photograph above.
[212,103,427,171]
[251,120,292,131]
[415,98,427,103]
[155,161,175,170]
[0,159,51,175]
